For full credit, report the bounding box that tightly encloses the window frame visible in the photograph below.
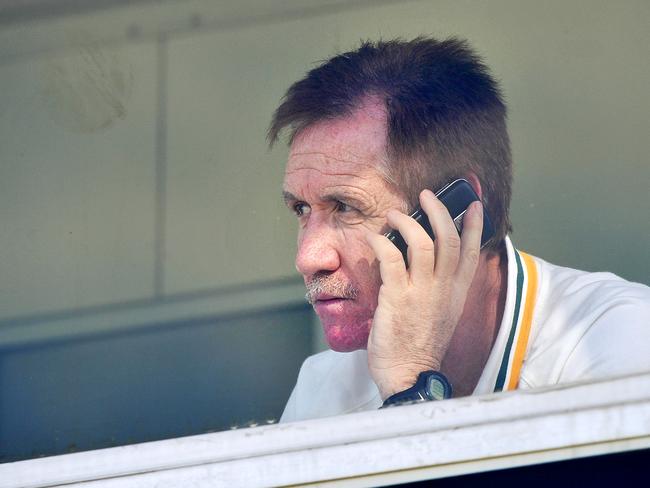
[3,371,650,487]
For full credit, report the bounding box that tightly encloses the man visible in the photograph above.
[268,37,650,422]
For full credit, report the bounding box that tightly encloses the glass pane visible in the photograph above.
[1,0,649,463]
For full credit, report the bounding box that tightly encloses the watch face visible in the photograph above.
[426,374,451,401]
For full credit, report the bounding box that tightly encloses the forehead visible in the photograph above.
[284,100,389,188]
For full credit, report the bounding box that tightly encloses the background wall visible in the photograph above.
[0,0,648,462]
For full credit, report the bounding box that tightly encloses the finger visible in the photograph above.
[385,210,435,285]
[456,201,483,286]
[365,231,408,289]
[419,189,461,278]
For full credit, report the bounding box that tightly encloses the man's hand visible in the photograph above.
[365,189,483,400]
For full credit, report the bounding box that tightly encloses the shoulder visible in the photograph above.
[280,349,380,423]
[535,257,650,326]
[538,258,650,304]
[522,257,650,386]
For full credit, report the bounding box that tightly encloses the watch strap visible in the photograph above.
[381,370,452,408]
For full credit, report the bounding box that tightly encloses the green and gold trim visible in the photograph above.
[494,248,539,392]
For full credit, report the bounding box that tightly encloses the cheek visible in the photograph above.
[340,227,377,264]
[351,255,383,318]
[340,230,383,288]
[348,245,379,282]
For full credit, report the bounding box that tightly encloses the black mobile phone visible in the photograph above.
[384,179,495,265]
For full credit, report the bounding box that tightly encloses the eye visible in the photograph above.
[292,202,311,217]
[335,201,355,213]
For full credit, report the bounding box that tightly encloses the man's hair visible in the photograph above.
[268,36,512,249]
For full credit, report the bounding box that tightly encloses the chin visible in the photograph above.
[322,322,369,352]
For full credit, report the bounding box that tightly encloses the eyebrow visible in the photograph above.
[282,190,368,209]
[323,192,368,209]
[282,191,298,206]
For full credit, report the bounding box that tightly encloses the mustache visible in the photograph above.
[304,273,359,305]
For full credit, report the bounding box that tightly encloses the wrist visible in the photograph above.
[376,361,441,400]
[378,374,419,401]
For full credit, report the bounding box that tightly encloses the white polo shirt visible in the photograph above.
[281,237,650,423]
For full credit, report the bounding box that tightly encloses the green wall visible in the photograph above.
[1,0,648,320]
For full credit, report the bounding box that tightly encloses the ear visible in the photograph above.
[464,172,483,200]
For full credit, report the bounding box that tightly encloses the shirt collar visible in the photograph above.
[473,236,540,395]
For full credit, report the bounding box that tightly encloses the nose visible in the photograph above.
[295,218,341,277]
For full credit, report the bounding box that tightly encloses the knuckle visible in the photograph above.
[464,248,480,266]
[414,239,434,253]
[385,250,405,266]
[442,233,461,250]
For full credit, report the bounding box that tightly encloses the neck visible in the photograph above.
[440,242,508,397]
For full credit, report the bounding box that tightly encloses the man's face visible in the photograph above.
[282,102,406,351]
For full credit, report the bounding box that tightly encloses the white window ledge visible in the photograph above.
[2,371,650,487]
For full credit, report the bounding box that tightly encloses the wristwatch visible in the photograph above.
[381,370,452,408]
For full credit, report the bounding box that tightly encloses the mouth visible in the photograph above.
[314,293,342,302]
[312,296,350,315]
